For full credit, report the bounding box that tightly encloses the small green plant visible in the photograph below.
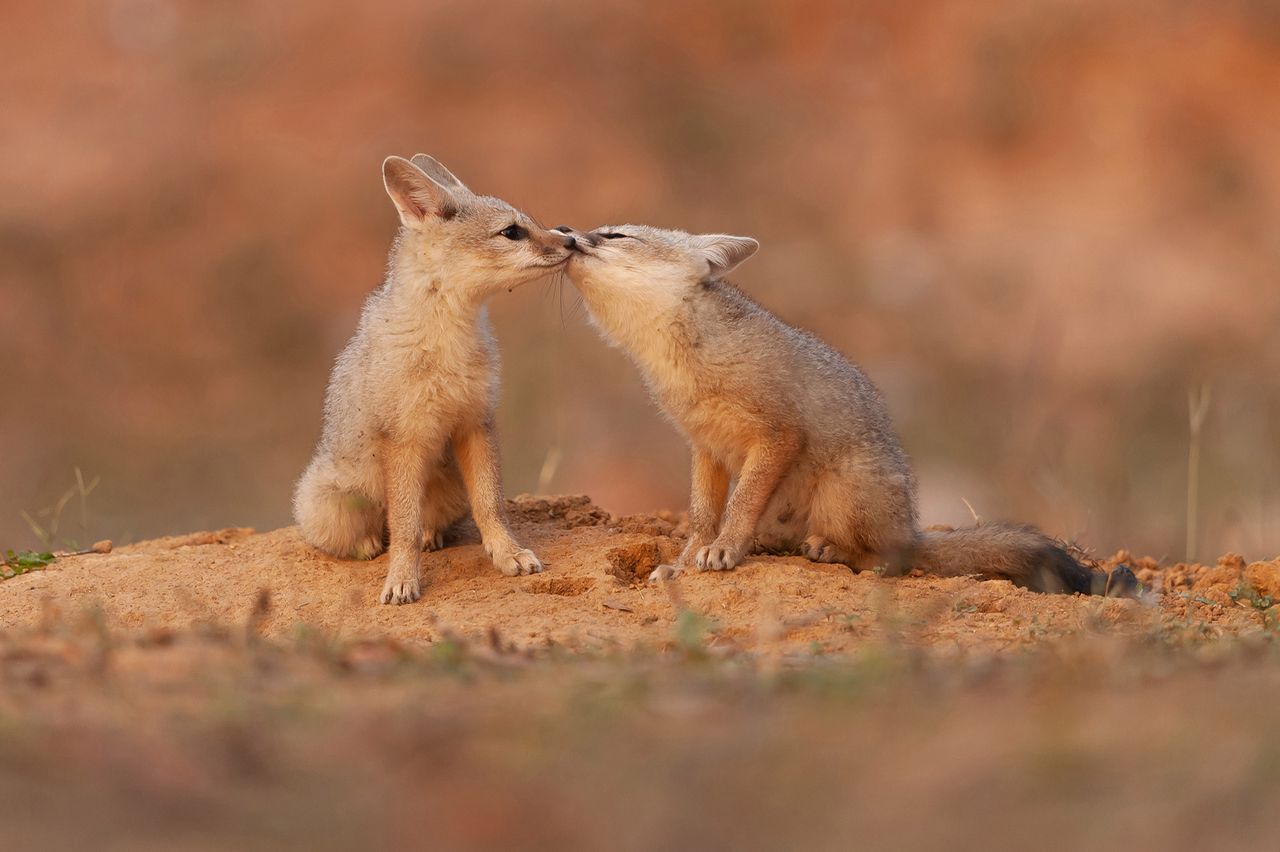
[1228,583,1275,612]
[2,549,56,580]
[1228,583,1278,630]
[673,609,717,656]
[431,637,467,670]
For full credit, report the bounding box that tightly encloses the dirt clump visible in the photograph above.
[511,494,611,529]
[604,538,681,583]
[1101,549,1280,630]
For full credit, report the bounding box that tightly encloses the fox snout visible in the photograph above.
[520,225,577,269]
[554,225,595,250]
[531,223,575,249]
[538,226,577,250]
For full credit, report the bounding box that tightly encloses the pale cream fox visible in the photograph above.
[294,155,575,604]
[560,224,1135,595]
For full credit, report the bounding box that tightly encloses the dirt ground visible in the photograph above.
[3,495,1276,654]
[4,495,1280,852]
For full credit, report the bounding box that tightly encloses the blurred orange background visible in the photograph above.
[2,0,1277,561]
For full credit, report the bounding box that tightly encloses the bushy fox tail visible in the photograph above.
[908,523,1136,596]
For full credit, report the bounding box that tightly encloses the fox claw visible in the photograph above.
[496,548,543,577]
[695,543,743,572]
[379,574,421,605]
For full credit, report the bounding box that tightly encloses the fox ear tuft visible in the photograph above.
[409,154,469,194]
[382,156,459,225]
[693,234,759,277]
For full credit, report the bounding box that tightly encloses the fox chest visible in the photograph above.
[669,392,758,472]
[381,346,494,436]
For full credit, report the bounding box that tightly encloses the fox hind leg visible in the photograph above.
[754,466,814,555]
[803,466,915,572]
[294,457,385,560]
[802,534,856,564]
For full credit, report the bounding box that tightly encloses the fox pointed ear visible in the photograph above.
[382,156,459,225]
[409,154,469,194]
[693,234,759,277]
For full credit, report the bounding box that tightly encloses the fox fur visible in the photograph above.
[560,223,1131,595]
[294,155,574,604]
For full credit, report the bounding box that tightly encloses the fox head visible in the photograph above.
[561,224,757,295]
[561,223,756,307]
[557,223,759,353]
[382,154,575,299]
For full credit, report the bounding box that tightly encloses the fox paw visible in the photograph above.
[495,548,543,577]
[422,530,445,552]
[695,543,744,572]
[802,535,849,564]
[648,563,683,582]
[380,574,421,605]
[352,534,386,561]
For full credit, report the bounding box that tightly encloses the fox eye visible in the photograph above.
[498,224,527,241]
[600,232,628,240]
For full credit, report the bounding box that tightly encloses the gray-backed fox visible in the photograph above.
[294,155,575,604]
[558,223,1135,596]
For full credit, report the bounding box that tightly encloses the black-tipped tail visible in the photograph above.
[910,523,1137,596]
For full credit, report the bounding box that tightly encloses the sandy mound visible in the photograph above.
[4,495,1276,654]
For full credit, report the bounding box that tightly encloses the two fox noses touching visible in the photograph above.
[554,225,591,250]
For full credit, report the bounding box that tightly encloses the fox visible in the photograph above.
[557,223,1137,596]
[294,154,576,604]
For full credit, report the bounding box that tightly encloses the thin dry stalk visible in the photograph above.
[536,446,562,494]
[1186,383,1212,563]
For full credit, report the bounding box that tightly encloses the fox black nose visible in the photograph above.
[562,234,577,250]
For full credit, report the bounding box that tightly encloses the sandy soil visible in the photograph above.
[4,495,1276,654]
[4,495,1280,851]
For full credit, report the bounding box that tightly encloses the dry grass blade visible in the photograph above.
[1186,383,1212,563]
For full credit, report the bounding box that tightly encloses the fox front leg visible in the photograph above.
[379,440,427,605]
[695,434,799,572]
[452,420,542,577]
[650,448,729,582]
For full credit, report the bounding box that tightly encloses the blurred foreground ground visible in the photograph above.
[2,496,1279,851]
[5,626,1280,852]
